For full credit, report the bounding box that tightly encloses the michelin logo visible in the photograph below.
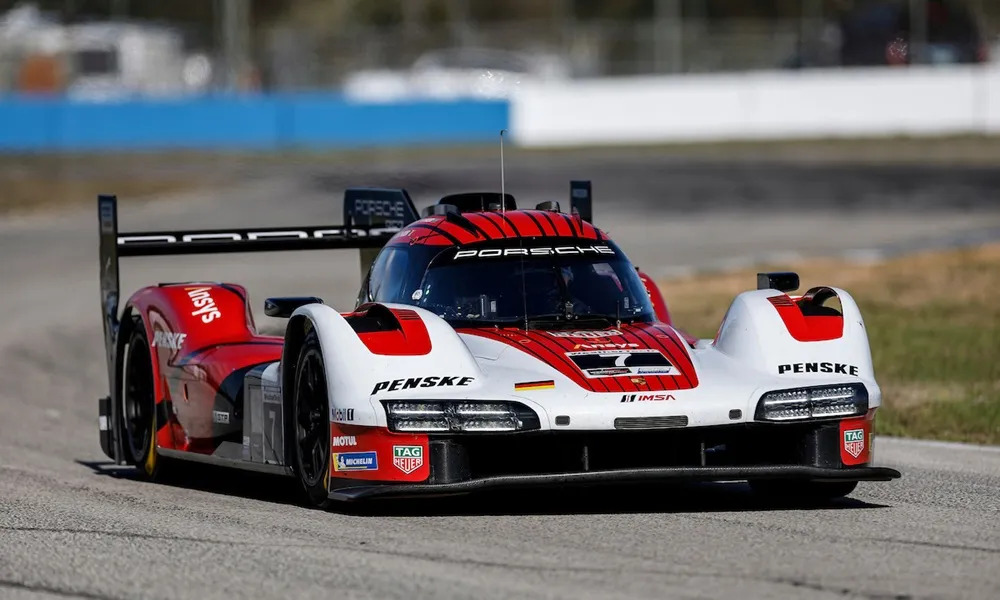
[333,451,378,472]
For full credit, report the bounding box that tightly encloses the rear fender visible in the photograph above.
[122,283,260,449]
[637,269,672,325]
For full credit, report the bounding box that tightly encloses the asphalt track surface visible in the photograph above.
[1,152,999,599]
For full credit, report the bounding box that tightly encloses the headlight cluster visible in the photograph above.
[383,401,541,433]
[755,384,868,422]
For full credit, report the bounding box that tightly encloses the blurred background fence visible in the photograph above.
[1,0,998,149]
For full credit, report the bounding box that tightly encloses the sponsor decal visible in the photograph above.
[621,393,676,402]
[117,227,391,246]
[567,349,678,379]
[843,428,865,459]
[573,342,639,350]
[184,287,222,323]
[588,367,630,377]
[371,376,474,395]
[630,377,647,386]
[778,362,859,376]
[263,388,281,404]
[331,435,357,447]
[514,380,555,391]
[453,245,616,260]
[152,330,187,350]
[549,329,623,339]
[212,410,230,424]
[100,202,114,233]
[636,367,675,375]
[350,197,407,220]
[392,445,424,475]
[332,408,355,421]
[332,451,378,472]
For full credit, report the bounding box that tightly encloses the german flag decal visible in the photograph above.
[514,380,555,391]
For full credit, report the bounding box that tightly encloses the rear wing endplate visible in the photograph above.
[570,180,593,224]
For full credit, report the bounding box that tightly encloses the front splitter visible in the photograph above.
[327,464,901,501]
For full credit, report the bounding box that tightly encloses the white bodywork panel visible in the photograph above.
[246,290,881,432]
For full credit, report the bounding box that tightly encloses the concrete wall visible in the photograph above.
[511,65,1000,147]
[2,66,998,152]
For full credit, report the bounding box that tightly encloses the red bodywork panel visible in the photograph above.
[767,295,845,342]
[389,210,607,247]
[839,410,875,466]
[460,322,699,393]
[329,423,430,482]
[346,305,432,356]
[637,269,698,347]
[128,283,282,454]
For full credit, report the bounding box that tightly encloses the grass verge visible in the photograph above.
[661,244,1000,445]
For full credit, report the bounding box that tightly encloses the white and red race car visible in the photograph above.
[96,183,899,507]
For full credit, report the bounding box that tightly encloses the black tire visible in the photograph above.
[121,320,169,480]
[292,329,333,509]
[749,479,859,503]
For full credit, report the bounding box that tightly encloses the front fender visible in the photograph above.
[284,303,483,428]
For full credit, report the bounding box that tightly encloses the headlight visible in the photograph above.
[383,400,541,433]
[755,384,868,422]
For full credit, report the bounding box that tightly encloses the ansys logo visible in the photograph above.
[393,445,423,475]
[843,429,865,459]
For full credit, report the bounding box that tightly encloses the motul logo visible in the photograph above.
[620,394,676,402]
[331,435,357,447]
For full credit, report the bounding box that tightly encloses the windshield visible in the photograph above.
[407,241,655,325]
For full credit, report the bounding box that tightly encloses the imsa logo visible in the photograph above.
[392,445,423,475]
[843,428,865,459]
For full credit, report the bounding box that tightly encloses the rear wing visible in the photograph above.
[97,188,418,393]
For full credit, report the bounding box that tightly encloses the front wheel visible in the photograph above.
[292,329,333,509]
[749,480,858,503]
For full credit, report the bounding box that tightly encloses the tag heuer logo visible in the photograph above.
[393,445,423,475]
[844,428,865,459]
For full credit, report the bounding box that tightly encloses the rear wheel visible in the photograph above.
[292,329,332,509]
[749,479,858,503]
[121,320,168,479]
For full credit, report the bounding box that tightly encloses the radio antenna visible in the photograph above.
[499,128,527,329]
[499,129,507,214]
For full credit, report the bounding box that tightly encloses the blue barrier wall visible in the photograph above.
[0,95,509,151]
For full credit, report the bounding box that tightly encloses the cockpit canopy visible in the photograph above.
[363,237,655,326]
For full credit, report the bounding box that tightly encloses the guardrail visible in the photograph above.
[0,95,509,151]
[511,65,1000,146]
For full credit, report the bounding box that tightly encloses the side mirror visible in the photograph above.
[264,297,323,318]
[757,272,799,293]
